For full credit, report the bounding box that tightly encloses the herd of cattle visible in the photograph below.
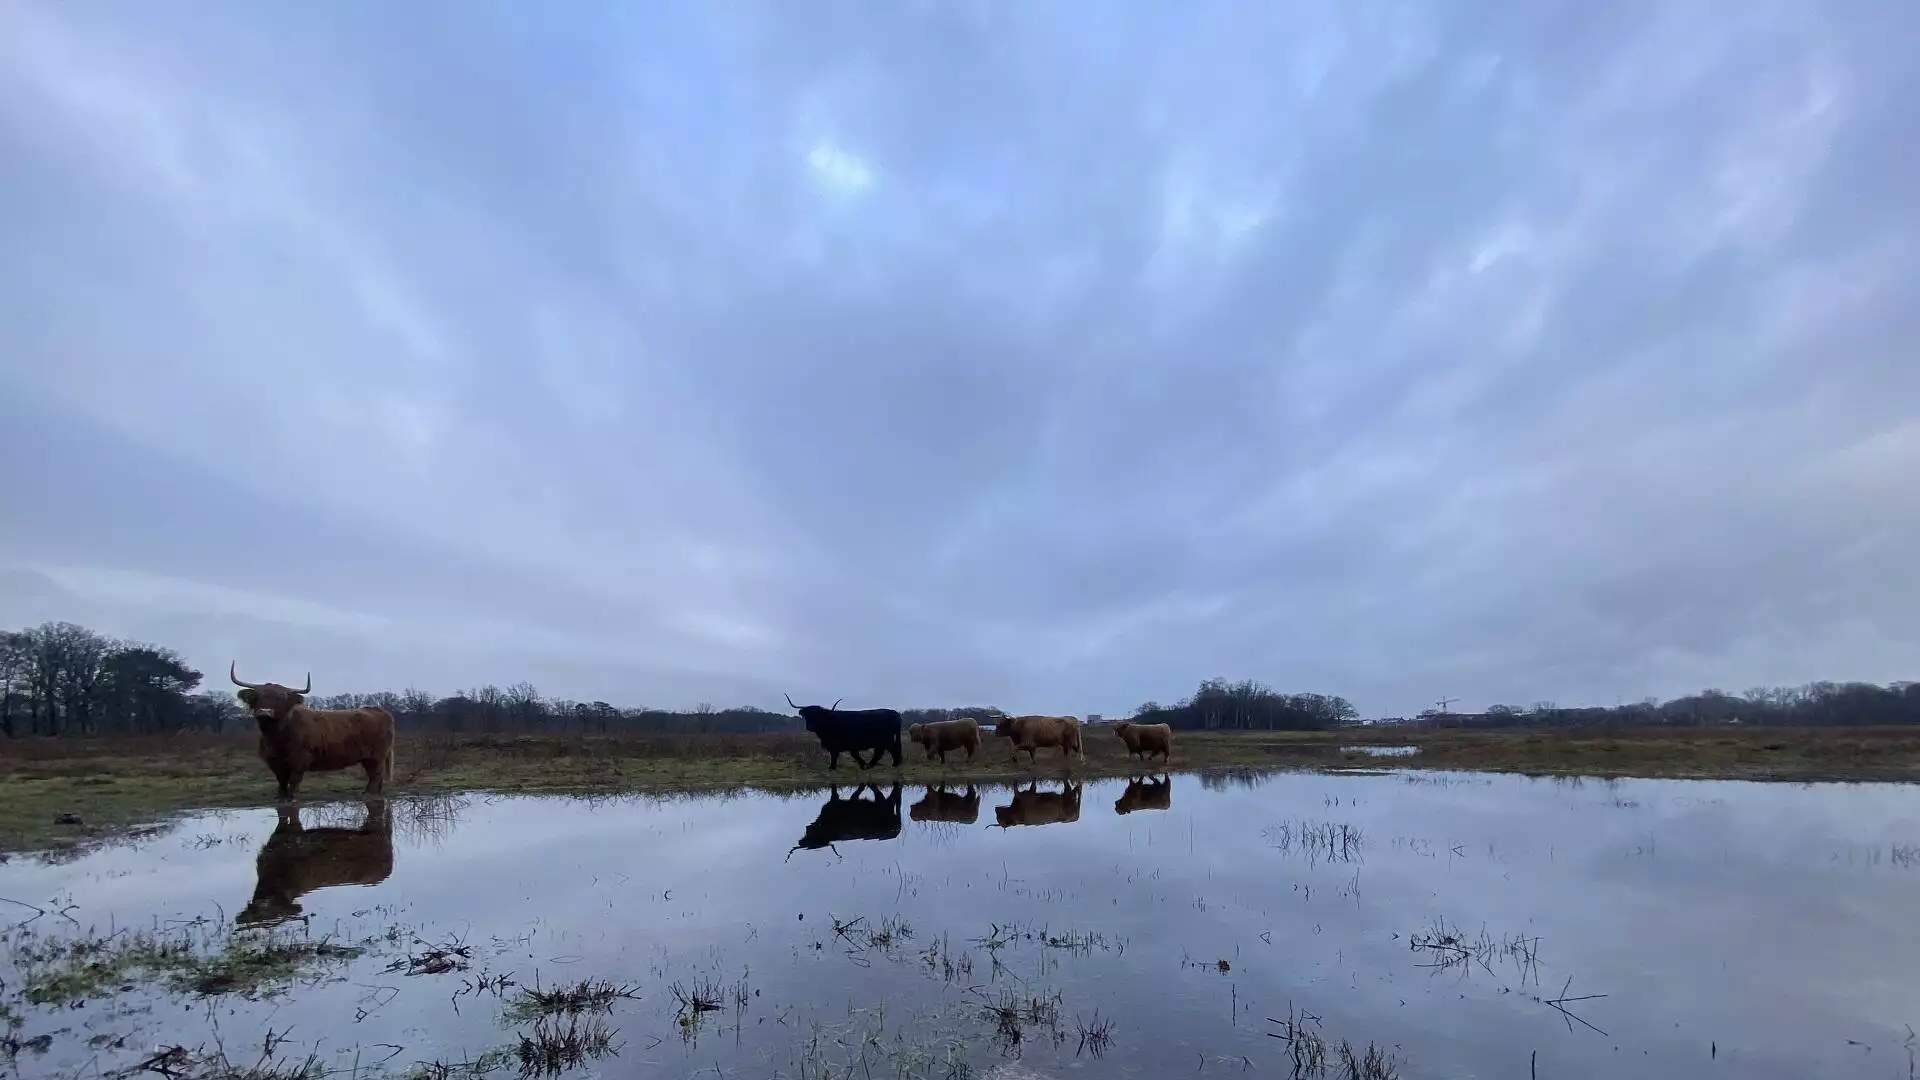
[786,693,1174,773]
[226,665,1175,800]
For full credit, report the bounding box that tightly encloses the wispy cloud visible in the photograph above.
[2,0,1916,716]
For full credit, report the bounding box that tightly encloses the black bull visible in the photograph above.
[787,694,904,770]
[788,783,903,859]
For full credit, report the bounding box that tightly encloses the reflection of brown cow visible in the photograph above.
[231,664,396,800]
[993,714,1085,765]
[1114,775,1173,815]
[237,798,394,928]
[992,781,1083,827]
[909,784,981,824]
[1111,720,1174,765]
[907,717,984,764]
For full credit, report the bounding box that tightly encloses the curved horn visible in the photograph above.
[296,672,311,694]
[784,692,800,710]
[830,698,843,711]
[230,662,264,690]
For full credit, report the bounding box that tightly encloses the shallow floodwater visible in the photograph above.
[4,770,1920,1079]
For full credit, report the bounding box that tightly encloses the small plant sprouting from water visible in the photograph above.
[670,975,725,1018]
[1261,819,1365,865]
[977,986,1065,1054]
[502,976,641,1023]
[106,1026,342,1080]
[1408,915,1541,985]
[385,931,473,977]
[514,1014,619,1078]
[1075,1009,1116,1057]
[1266,1003,1402,1079]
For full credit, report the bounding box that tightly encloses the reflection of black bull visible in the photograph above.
[237,798,394,928]
[909,783,981,824]
[788,783,903,860]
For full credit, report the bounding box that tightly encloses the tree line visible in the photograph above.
[1,620,1914,739]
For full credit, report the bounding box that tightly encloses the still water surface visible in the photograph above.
[4,770,1919,1078]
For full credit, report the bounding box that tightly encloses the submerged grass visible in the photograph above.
[6,917,364,1005]
[6,725,1917,856]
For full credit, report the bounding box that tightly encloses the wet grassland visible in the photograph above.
[7,724,1920,858]
[4,769,1920,1079]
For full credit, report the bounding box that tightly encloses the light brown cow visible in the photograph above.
[1110,719,1174,765]
[992,780,1083,827]
[237,798,394,928]
[909,783,981,824]
[231,664,396,800]
[908,716,984,764]
[1113,775,1172,815]
[992,714,1085,765]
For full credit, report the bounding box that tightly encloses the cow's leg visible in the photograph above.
[285,770,305,800]
[828,749,842,770]
[362,759,382,794]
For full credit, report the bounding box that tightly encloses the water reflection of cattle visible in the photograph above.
[1111,719,1174,765]
[992,781,1083,828]
[909,784,981,824]
[788,784,903,859]
[1114,776,1173,815]
[786,693,905,770]
[237,798,394,928]
[993,714,1085,765]
[908,717,984,764]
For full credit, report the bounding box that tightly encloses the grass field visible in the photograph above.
[4,724,1919,856]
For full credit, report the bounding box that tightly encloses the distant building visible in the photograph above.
[1086,713,1103,725]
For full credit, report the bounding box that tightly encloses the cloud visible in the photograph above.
[1,0,1916,717]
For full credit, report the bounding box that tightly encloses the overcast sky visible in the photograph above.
[1,2,1915,719]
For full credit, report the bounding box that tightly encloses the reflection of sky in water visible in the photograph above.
[5,771,1919,1079]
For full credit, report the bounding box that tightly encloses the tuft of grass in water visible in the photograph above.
[6,919,361,1006]
[1074,1009,1116,1057]
[384,931,474,977]
[670,975,724,1017]
[1262,818,1366,864]
[1267,1003,1403,1079]
[502,977,641,1024]
[513,1015,619,1078]
[100,1026,336,1080]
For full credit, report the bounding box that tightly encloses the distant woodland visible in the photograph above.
[2,620,1916,739]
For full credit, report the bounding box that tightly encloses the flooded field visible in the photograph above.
[4,770,1919,1079]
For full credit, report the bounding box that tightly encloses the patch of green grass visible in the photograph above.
[7,920,363,1007]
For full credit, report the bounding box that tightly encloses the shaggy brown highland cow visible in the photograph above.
[231,663,396,800]
[992,714,1086,765]
[907,716,984,763]
[1111,719,1174,765]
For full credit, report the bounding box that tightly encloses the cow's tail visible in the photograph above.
[384,740,396,787]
